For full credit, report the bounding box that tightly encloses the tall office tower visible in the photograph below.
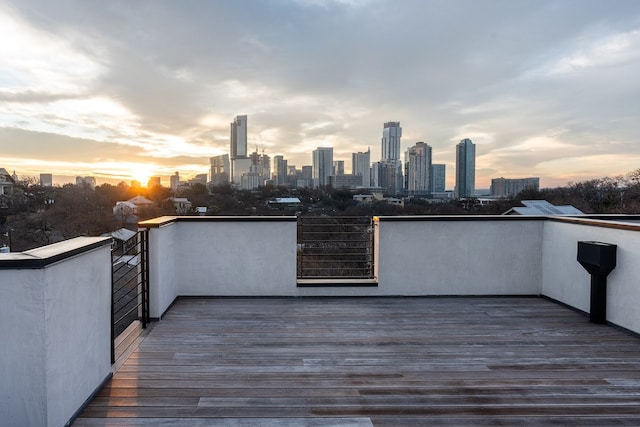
[406,142,432,196]
[375,160,404,196]
[170,172,180,192]
[381,122,402,161]
[455,138,476,198]
[230,115,247,159]
[300,166,312,187]
[210,154,230,186]
[312,147,333,187]
[431,164,446,193]
[380,122,403,195]
[273,155,288,186]
[352,148,371,187]
[333,160,345,176]
[371,161,380,188]
[232,158,251,185]
[260,153,270,183]
[230,115,248,184]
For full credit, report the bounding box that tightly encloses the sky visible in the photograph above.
[1,0,640,189]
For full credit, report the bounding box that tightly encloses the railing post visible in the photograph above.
[110,240,115,364]
[140,228,149,328]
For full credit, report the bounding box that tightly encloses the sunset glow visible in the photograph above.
[1,1,639,189]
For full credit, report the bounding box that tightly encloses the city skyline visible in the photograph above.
[1,1,640,188]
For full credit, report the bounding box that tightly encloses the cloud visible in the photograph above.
[1,0,640,188]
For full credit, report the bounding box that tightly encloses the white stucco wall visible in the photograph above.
[542,219,640,333]
[174,220,297,296]
[143,216,640,334]
[376,218,544,295]
[0,268,47,427]
[146,223,178,318]
[0,237,112,427]
[144,218,298,314]
[43,245,112,427]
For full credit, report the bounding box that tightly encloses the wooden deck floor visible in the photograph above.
[75,297,640,426]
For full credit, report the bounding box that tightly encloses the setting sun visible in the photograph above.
[131,165,156,187]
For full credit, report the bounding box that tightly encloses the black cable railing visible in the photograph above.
[297,216,374,279]
[111,229,149,363]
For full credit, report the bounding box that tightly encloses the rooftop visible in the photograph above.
[5,214,640,426]
[75,296,640,426]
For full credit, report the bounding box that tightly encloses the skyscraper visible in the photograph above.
[374,160,404,196]
[273,155,288,186]
[406,142,432,196]
[170,172,180,192]
[312,147,333,187]
[230,115,247,159]
[381,122,402,161]
[300,166,312,187]
[352,148,371,187]
[333,160,345,176]
[230,115,248,185]
[210,154,230,186]
[379,122,403,196]
[455,138,476,198]
[431,164,446,193]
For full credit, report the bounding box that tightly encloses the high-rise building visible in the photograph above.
[381,122,402,161]
[230,115,248,185]
[273,155,288,186]
[352,148,371,187]
[300,166,312,187]
[40,173,53,187]
[375,160,404,196]
[189,174,208,186]
[241,172,261,190]
[491,177,540,197]
[240,150,270,190]
[431,164,446,193]
[170,172,180,192]
[455,138,475,198]
[406,142,432,196]
[379,122,403,196]
[147,176,162,188]
[249,150,270,181]
[333,160,345,176]
[232,158,251,186]
[210,154,230,186]
[230,115,247,159]
[312,147,333,187]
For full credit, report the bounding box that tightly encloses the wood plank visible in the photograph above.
[76,297,640,426]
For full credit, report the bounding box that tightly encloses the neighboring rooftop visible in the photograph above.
[503,199,584,215]
[107,228,137,242]
[127,195,155,206]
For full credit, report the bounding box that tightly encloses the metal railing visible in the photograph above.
[111,229,149,363]
[297,216,374,279]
